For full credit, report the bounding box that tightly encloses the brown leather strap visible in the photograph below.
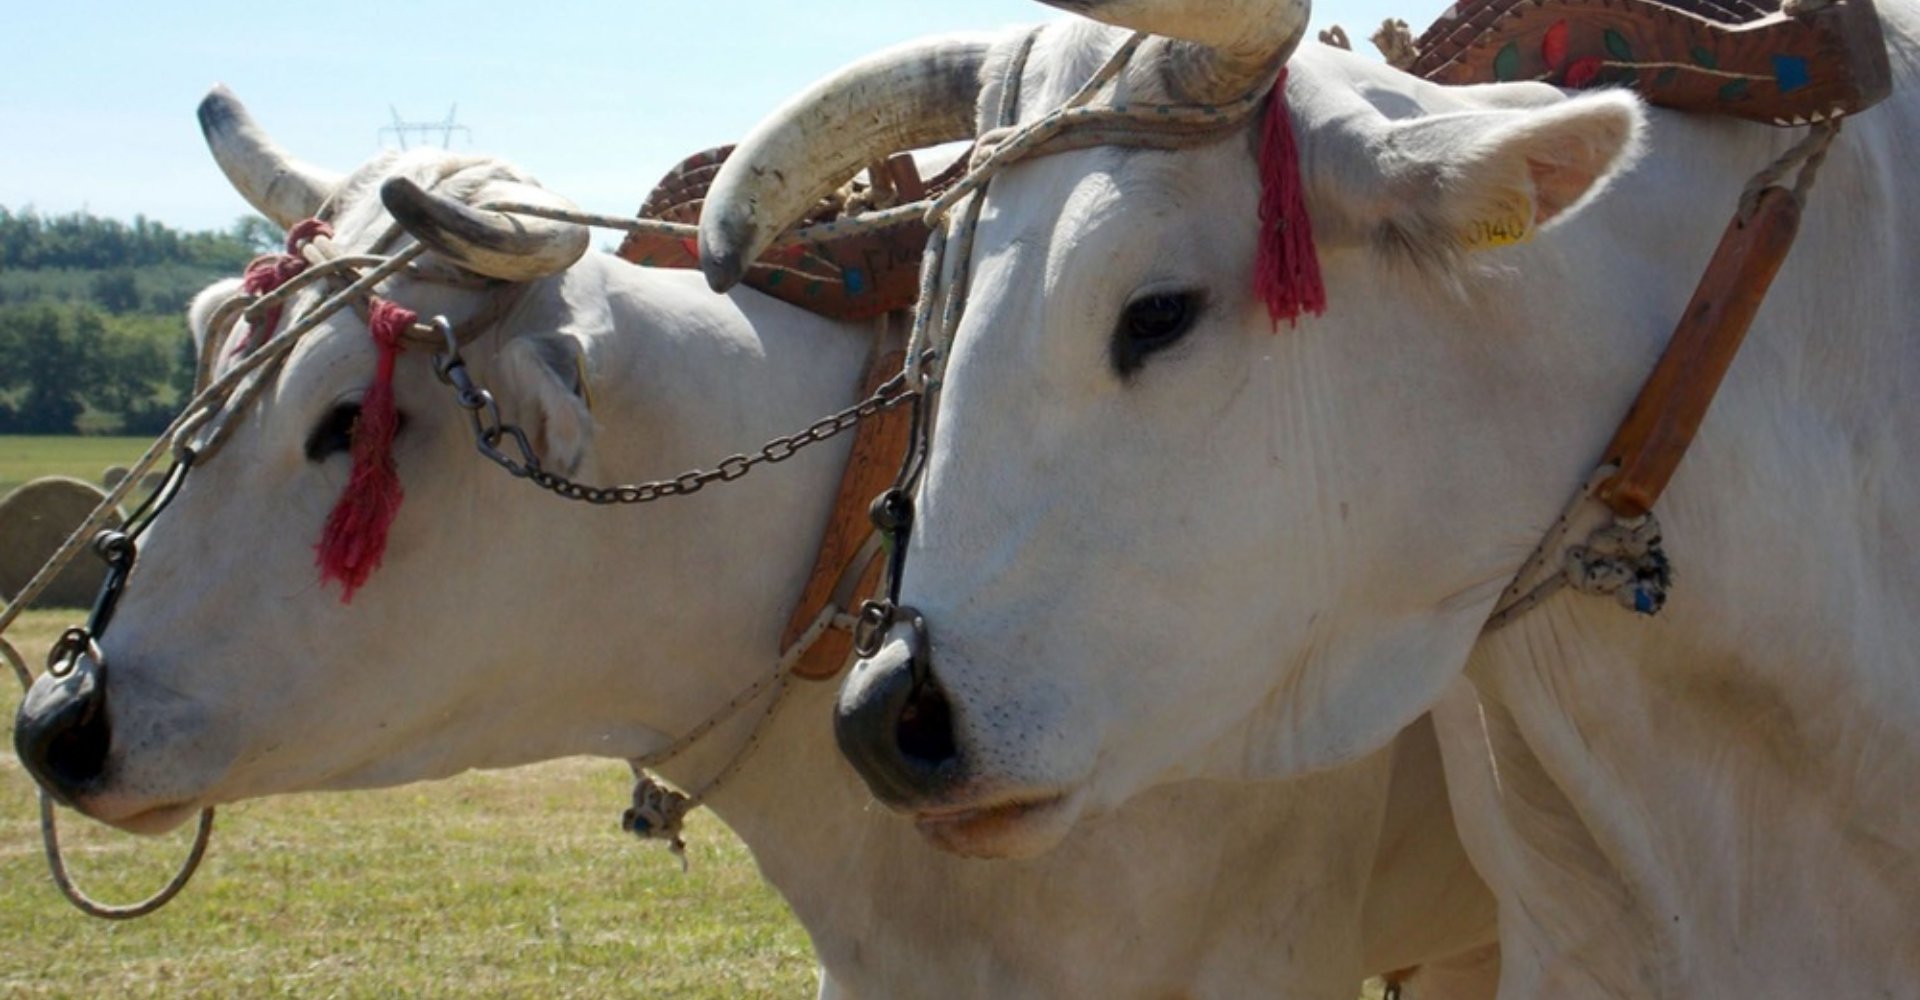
[1596,185,1803,517]
[783,349,912,680]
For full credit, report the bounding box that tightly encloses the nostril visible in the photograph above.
[44,694,111,789]
[896,680,956,766]
[14,662,113,803]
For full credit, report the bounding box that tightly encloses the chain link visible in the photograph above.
[432,322,927,506]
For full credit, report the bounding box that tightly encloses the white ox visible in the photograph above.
[10,89,1501,998]
[701,0,1920,995]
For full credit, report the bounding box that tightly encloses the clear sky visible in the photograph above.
[1,1,1398,235]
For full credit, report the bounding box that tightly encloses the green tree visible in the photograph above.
[4,305,86,433]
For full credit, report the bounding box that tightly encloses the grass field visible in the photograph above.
[0,435,155,498]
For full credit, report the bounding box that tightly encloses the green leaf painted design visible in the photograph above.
[1604,29,1634,61]
[1718,78,1751,101]
[1691,45,1717,68]
[1493,41,1521,81]
[1655,66,1680,87]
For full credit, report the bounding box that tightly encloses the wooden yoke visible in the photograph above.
[783,348,912,680]
[1410,0,1891,126]
[1596,186,1802,517]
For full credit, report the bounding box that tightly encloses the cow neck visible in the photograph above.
[1484,120,1842,632]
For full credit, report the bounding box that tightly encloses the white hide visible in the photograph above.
[63,145,1498,996]
[865,9,1920,998]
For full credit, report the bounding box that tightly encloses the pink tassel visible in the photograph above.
[1254,69,1325,330]
[315,298,414,603]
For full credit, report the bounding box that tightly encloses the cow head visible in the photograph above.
[11,88,838,834]
[703,1,1645,857]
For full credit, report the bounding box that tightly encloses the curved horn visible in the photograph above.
[380,176,590,283]
[197,85,342,230]
[700,36,993,293]
[1036,0,1312,103]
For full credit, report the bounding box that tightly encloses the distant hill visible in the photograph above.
[0,208,280,435]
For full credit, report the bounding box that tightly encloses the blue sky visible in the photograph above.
[2,1,1397,234]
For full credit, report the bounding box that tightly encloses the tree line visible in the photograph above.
[0,208,280,435]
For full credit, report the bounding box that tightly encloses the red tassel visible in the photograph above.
[1254,68,1325,330]
[315,298,414,603]
[233,219,335,357]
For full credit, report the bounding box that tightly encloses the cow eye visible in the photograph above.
[305,402,361,462]
[1111,291,1202,378]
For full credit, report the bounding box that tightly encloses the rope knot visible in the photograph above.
[622,775,693,870]
[234,219,336,357]
[1565,513,1672,615]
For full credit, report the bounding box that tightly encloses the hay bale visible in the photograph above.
[0,477,123,609]
[139,471,166,496]
[102,466,129,490]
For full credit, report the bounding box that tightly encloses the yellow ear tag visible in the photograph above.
[1459,191,1535,249]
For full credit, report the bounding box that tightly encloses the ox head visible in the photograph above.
[703,1,1646,857]
[10,88,645,833]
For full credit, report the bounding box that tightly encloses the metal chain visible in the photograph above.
[427,315,929,505]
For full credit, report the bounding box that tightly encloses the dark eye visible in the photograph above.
[305,402,361,462]
[1111,292,1202,378]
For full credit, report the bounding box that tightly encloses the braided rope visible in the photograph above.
[1739,119,1841,222]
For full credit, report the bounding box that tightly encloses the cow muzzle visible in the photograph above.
[14,637,113,809]
[835,612,966,808]
[837,612,1087,858]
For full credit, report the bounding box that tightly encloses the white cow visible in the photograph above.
[701,0,1920,995]
[10,89,1498,998]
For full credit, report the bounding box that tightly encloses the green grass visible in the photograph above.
[0,435,155,498]
[0,610,816,998]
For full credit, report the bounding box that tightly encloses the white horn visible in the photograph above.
[381,176,590,283]
[1037,0,1312,102]
[699,36,993,293]
[197,85,342,230]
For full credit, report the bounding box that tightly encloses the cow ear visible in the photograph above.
[497,334,595,477]
[1380,90,1644,254]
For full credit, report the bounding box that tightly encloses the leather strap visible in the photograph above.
[1596,185,1802,517]
[783,348,912,680]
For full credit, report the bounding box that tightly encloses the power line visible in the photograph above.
[377,105,471,150]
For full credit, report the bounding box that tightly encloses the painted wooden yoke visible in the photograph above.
[1408,0,1891,125]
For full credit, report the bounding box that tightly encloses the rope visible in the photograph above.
[477,198,938,252]
[620,603,852,866]
[1371,19,1422,71]
[1739,119,1841,222]
[3,634,215,919]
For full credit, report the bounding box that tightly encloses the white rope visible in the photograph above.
[619,602,854,866]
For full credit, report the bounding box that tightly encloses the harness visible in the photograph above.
[0,173,938,910]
